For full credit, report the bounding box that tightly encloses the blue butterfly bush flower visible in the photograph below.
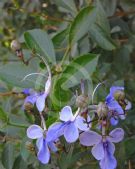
[47,106,91,143]
[23,77,51,112]
[27,124,57,164]
[106,86,131,125]
[80,128,124,169]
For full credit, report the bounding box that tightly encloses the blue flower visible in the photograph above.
[80,128,124,169]
[23,77,51,112]
[27,124,57,164]
[47,106,91,143]
[106,86,125,125]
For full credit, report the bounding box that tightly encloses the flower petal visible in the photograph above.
[48,142,57,152]
[79,131,102,146]
[125,100,132,110]
[110,117,119,126]
[60,106,73,122]
[46,122,65,142]
[100,154,117,169]
[24,93,38,105]
[27,125,43,139]
[22,88,32,95]
[107,98,125,120]
[64,122,79,143]
[107,141,115,155]
[37,138,50,164]
[36,93,47,112]
[75,115,90,131]
[110,86,124,96]
[92,142,104,160]
[108,128,124,143]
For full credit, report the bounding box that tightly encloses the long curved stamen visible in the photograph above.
[92,81,106,104]
[21,73,46,82]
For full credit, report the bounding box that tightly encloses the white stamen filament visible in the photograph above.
[92,81,106,104]
[21,73,46,82]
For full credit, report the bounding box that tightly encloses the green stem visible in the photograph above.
[60,46,70,66]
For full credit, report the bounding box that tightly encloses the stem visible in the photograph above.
[60,46,70,66]
[10,7,72,23]
[39,112,46,130]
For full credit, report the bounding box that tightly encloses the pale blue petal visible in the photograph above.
[22,88,31,95]
[48,142,57,152]
[79,131,102,146]
[27,125,43,139]
[100,153,117,169]
[64,122,79,143]
[60,106,73,122]
[110,86,124,96]
[24,93,38,105]
[75,115,90,131]
[36,93,47,112]
[110,117,119,126]
[108,128,124,143]
[107,99,125,120]
[37,138,50,164]
[46,122,65,142]
[125,100,132,110]
[92,142,104,160]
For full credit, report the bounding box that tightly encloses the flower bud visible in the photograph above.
[76,94,89,108]
[25,141,35,154]
[54,64,62,73]
[114,90,125,101]
[97,102,109,118]
[10,40,21,52]
[24,102,34,112]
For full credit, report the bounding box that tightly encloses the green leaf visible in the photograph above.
[12,156,27,169]
[51,53,98,108]
[124,138,135,159]
[62,53,99,89]
[0,162,5,169]
[52,28,69,47]
[24,29,56,64]
[94,0,110,33]
[69,6,96,44]
[0,61,43,88]
[52,0,77,15]
[0,107,8,123]
[2,143,15,169]
[89,24,116,50]
[87,0,116,50]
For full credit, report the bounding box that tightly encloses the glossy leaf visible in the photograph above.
[89,24,116,50]
[69,6,96,44]
[2,143,15,169]
[24,29,56,64]
[51,53,98,108]
[52,0,77,15]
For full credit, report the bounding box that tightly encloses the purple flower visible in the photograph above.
[80,128,124,169]
[27,124,57,164]
[47,106,91,143]
[23,78,51,112]
[106,86,125,125]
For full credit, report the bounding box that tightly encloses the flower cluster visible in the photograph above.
[23,60,131,168]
